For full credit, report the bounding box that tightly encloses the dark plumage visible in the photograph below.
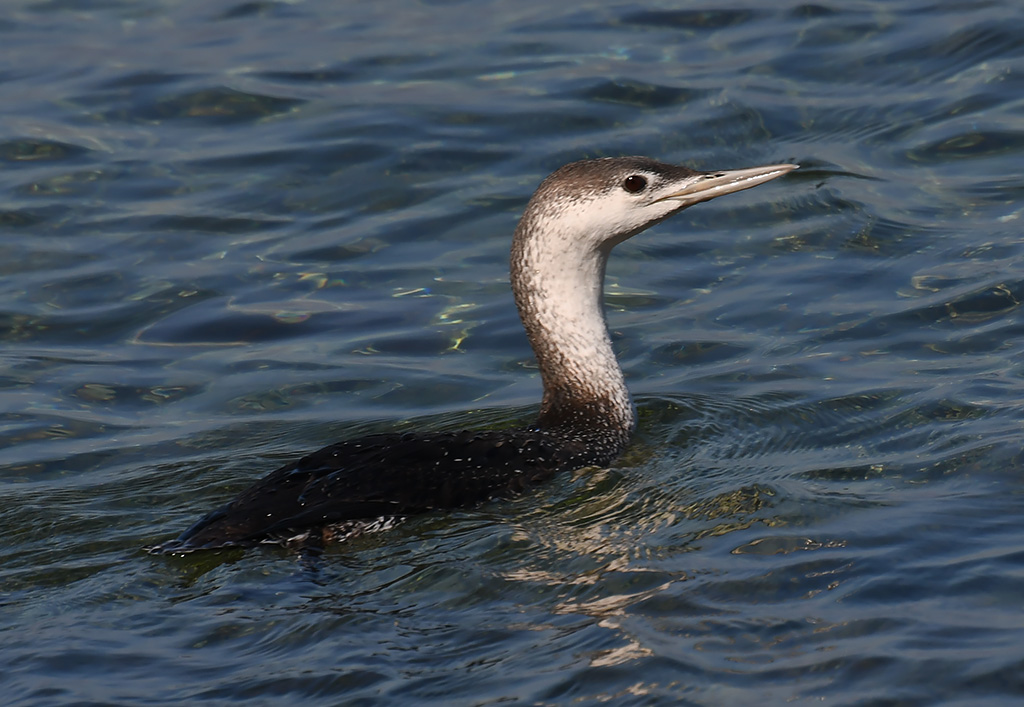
[157,429,602,552]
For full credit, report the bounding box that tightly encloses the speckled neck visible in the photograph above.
[510,188,635,458]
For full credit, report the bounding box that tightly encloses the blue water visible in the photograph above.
[3,0,1024,704]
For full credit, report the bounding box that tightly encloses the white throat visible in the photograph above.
[511,203,635,441]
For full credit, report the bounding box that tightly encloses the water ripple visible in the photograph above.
[2,0,1024,704]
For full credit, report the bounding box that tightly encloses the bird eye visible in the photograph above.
[622,175,647,193]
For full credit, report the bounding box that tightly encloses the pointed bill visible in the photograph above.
[655,163,798,207]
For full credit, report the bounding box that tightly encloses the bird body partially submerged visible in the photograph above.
[154,156,796,554]
[159,428,597,553]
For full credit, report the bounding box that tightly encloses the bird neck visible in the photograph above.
[510,215,635,455]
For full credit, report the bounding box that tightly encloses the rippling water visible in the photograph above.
[3,0,1024,704]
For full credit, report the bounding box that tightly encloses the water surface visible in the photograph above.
[2,0,1024,704]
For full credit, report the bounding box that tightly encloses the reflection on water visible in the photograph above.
[2,0,1024,704]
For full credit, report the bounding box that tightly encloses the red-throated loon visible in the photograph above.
[153,156,797,554]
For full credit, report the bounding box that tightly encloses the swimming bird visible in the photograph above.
[154,156,797,553]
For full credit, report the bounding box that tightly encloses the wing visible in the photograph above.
[154,428,588,553]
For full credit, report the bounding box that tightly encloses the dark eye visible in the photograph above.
[622,175,647,193]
